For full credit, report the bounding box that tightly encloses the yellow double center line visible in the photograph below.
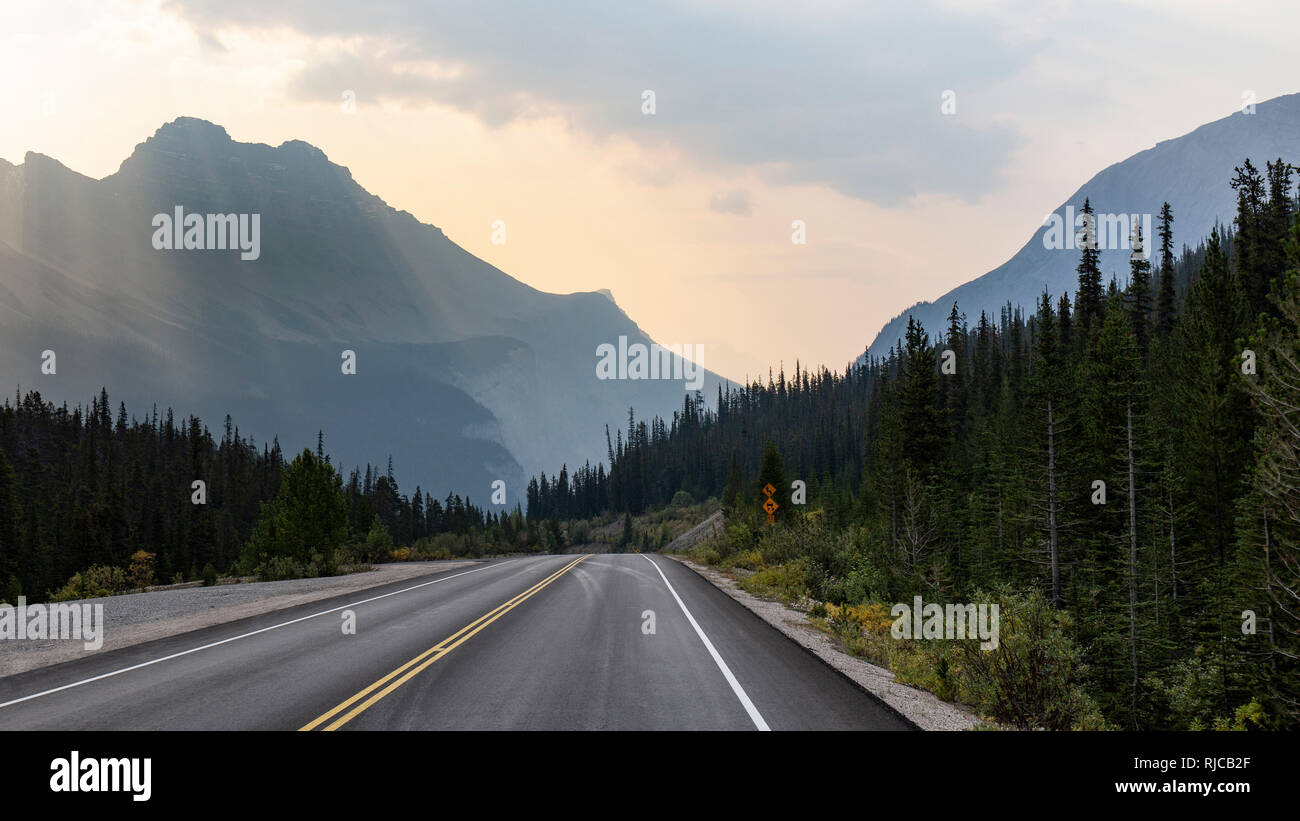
[300,554,589,731]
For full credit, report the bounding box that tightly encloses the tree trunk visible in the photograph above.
[1127,400,1139,727]
[1168,485,1178,607]
[1047,398,1061,607]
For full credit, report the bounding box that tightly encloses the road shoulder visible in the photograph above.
[668,556,986,731]
[1,560,481,677]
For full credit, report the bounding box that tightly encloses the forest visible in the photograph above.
[0,397,527,601]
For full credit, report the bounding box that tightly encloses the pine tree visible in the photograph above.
[1230,158,1268,315]
[1024,291,1071,606]
[244,449,349,566]
[1236,215,1300,723]
[1175,227,1254,567]
[722,452,743,511]
[1156,202,1178,338]
[1075,198,1104,333]
[757,440,788,522]
[898,315,945,473]
[1126,222,1153,357]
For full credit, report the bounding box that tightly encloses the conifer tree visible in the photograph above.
[1075,198,1104,333]
[1156,202,1178,338]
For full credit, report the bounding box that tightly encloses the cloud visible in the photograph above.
[164,0,1030,205]
[708,189,751,215]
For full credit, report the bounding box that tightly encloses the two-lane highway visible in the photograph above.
[0,554,913,730]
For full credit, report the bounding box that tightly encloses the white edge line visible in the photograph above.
[641,554,770,731]
[0,561,503,711]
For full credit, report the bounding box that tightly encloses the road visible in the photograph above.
[0,554,914,730]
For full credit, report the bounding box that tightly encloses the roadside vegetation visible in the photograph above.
[678,504,1267,731]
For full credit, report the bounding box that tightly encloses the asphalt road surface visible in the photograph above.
[0,554,914,730]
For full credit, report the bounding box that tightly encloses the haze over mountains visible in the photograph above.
[0,118,726,504]
[865,93,1300,359]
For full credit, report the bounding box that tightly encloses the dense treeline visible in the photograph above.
[0,395,521,599]
[527,158,1300,729]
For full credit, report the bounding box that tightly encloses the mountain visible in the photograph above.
[0,118,727,505]
[865,92,1300,358]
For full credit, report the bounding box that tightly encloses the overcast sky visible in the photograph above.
[2,0,1297,380]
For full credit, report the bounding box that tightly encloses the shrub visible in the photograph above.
[720,521,756,562]
[568,520,592,546]
[844,561,887,605]
[738,560,806,603]
[695,546,721,566]
[201,563,218,586]
[364,521,395,562]
[255,556,303,582]
[128,550,157,589]
[670,490,694,508]
[723,549,764,571]
[955,587,1102,730]
[49,565,128,601]
[1213,698,1268,731]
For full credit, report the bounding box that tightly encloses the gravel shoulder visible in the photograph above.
[0,560,480,677]
[669,556,987,731]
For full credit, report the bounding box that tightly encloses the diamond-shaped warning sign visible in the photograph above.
[762,483,776,497]
[763,498,779,514]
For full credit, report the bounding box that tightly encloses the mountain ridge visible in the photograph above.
[864,92,1300,359]
[0,118,728,504]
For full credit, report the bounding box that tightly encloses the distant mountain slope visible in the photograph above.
[0,119,727,503]
[865,93,1300,359]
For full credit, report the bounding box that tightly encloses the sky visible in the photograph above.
[1,0,1297,381]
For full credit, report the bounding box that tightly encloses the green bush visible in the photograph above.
[738,559,807,603]
[201,563,218,587]
[722,549,764,571]
[956,587,1104,730]
[1148,647,1237,730]
[567,520,592,546]
[49,565,128,601]
[255,555,304,582]
[364,521,395,562]
[695,545,721,565]
[1213,698,1268,731]
[844,561,887,604]
[721,521,757,562]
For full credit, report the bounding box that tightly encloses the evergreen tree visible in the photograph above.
[1126,222,1154,357]
[244,449,349,565]
[1236,214,1300,723]
[1075,198,1104,332]
[1156,202,1178,338]
[722,452,743,511]
[898,315,945,472]
[757,440,788,522]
